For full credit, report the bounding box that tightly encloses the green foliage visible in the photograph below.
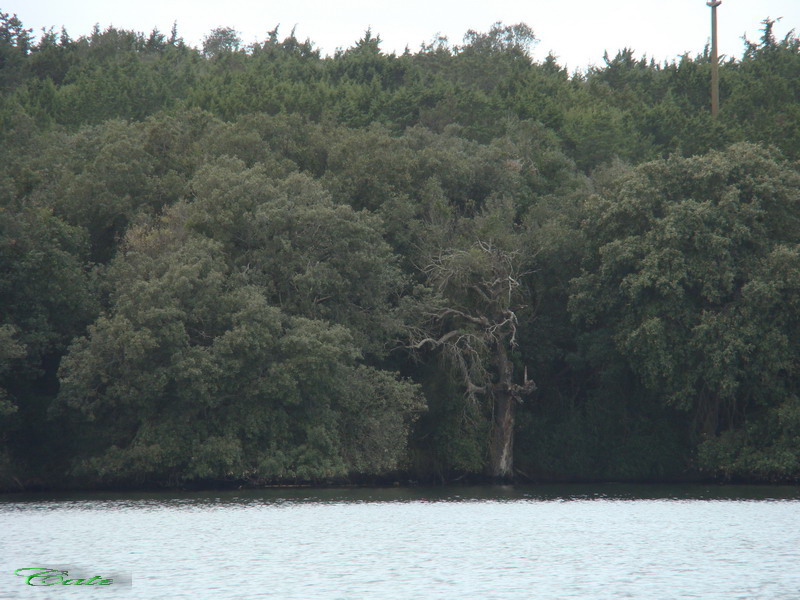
[29,121,160,261]
[1,12,799,486]
[698,395,800,482]
[570,144,800,476]
[57,209,423,484]
[202,27,241,57]
[561,102,645,170]
[186,158,404,355]
[0,324,25,414]
[0,205,95,374]
[726,19,800,158]
[0,11,33,90]
[517,386,689,481]
[0,202,96,486]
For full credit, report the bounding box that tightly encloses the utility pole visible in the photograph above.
[707,0,721,117]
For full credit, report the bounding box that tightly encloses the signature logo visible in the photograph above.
[14,568,114,586]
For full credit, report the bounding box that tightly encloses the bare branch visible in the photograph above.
[407,328,462,350]
[426,307,490,327]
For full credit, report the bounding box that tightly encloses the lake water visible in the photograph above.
[2,484,799,599]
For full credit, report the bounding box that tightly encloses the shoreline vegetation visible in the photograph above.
[2,14,800,492]
[3,473,799,497]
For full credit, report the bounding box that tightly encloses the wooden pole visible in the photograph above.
[707,0,721,117]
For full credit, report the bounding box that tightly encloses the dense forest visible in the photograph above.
[1,11,799,490]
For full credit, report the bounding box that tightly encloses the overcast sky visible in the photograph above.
[8,0,800,71]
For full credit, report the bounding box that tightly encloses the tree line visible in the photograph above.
[1,12,799,489]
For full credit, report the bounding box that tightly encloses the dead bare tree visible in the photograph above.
[406,241,535,479]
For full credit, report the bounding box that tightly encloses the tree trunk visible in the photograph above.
[489,390,515,480]
[489,340,515,480]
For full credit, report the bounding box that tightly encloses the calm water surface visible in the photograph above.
[2,484,799,599]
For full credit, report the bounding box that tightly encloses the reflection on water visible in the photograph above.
[2,485,800,599]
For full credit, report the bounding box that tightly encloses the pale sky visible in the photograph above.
[8,0,800,71]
